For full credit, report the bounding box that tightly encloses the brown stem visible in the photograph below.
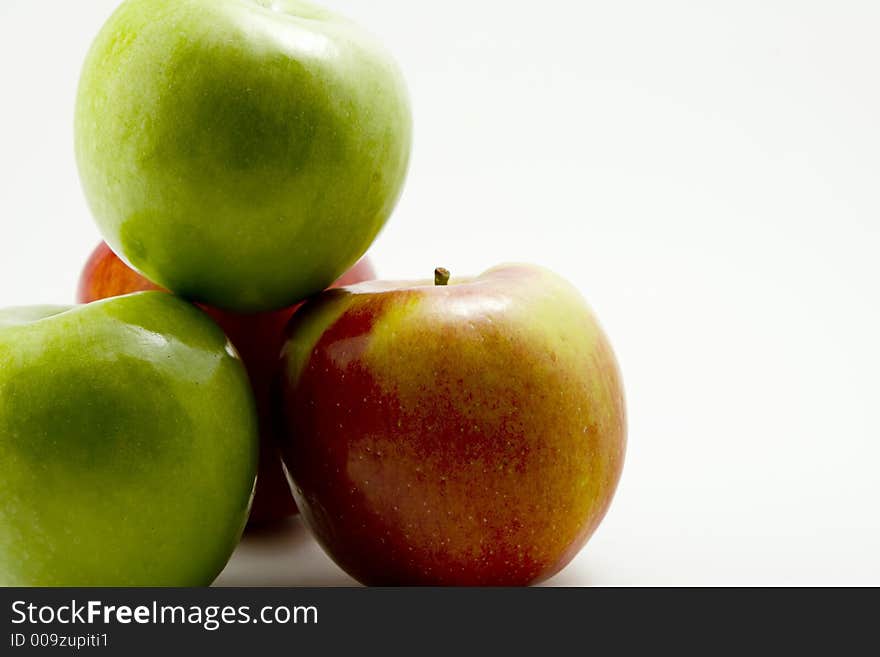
[434,267,451,286]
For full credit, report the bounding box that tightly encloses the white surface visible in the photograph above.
[2,1,879,585]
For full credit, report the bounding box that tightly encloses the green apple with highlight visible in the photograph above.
[0,293,258,586]
[75,0,412,311]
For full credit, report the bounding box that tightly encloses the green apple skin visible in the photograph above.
[278,264,627,586]
[0,293,258,586]
[75,0,412,312]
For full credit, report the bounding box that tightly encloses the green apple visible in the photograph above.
[0,293,258,586]
[75,0,412,312]
[278,264,627,585]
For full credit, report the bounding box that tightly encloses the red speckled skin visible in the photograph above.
[278,265,626,585]
[77,242,376,525]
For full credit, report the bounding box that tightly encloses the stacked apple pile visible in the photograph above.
[0,0,626,587]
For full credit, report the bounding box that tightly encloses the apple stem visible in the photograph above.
[434,267,451,286]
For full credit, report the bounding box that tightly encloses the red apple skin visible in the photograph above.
[78,241,165,300]
[77,242,376,525]
[278,264,626,586]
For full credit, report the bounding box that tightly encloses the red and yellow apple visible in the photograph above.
[278,264,627,585]
[77,242,375,524]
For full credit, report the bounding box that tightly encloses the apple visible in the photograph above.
[0,293,258,586]
[277,264,627,586]
[77,241,164,301]
[77,241,376,525]
[75,0,411,312]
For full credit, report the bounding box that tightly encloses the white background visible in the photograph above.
[1,0,878,585]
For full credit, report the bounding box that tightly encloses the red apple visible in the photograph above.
[278,264,626,585]
[77,242,376,525]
